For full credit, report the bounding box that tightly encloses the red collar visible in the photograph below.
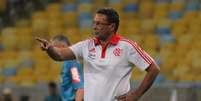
[93,34,122,45]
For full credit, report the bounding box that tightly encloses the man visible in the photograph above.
[45,82,62,101]
[51,35,84,101]
[36,7,160,101]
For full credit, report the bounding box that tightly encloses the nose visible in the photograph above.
[92,23,98,30]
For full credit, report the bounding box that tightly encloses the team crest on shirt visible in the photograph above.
[88,47,96,59]
[113,48,122,56]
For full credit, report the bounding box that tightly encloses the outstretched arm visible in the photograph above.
[116,62,160,101]
[35,37,76,61]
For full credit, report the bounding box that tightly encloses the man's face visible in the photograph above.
[92,14,115,41]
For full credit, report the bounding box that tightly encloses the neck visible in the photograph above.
[99,33,115,46]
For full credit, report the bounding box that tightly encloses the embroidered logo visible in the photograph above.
[88,47,96,59]
[113,48,121,56]
[89,47,96,53]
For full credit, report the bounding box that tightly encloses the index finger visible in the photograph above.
[35,37,47,43]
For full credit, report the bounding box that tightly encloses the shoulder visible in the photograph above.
[119,38,139,47]
[73,38,94,47]
[73,60,82,67]
[63,60,75,67]
[79,38,94,44]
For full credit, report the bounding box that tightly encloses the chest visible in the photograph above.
[84,45,127,67]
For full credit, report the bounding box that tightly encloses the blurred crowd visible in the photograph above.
[0,0,63,28]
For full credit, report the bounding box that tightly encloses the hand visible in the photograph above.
[35,37,52,51]
[116,91,140,101]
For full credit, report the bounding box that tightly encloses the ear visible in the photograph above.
[110,23,116,31]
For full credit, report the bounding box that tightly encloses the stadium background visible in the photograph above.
[0,0,200,101]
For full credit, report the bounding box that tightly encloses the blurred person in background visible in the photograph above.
[2,88,13,101]
[51,35,84,101]
[36,7,160,101]
[19,94,30,101]
[45,81,62,101]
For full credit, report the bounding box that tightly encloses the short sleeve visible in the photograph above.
[69,40,86,59]
[126,40,153,71]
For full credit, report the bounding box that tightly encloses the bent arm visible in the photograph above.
[131,62,160,99]
[116,62,160,101]
[75,88,84,101]
[47,46,76,61]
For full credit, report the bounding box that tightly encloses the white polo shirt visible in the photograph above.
[70,34,153,101]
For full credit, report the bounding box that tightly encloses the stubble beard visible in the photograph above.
[93,32,112,41]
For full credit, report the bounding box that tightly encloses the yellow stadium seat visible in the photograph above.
[0,0,6,12]
[6,76,19,84]
[183,11,198,20]
[63,0,76,3]
[156,18,172,28]
[177,34,193,49]
[35,74,53,83]
[18,75,36,87]
[32,11,48,20]
[63,12,78,28]
[46,3,62,13]
[173,63,192,81]
[171,19,188,38]
[169,2,184,11]
[64,28,80,43]
[154,3,169,19]
[199,11,201,19]
[123,12,138,19]
[48,19,65,29]
[1,27,17,50]
[124,19,141,34]
[3,59,19,70]
[34,58,51,69]
[139,1,154,18]
[18,68,33,76]
[18,50,33,63]
[93,1,106,12]
[48,27,65,37]
[34,67,49,76]
[123,0,139,4]
[131,68,146,81]
[192,58,201,70]
[0,75,5,83]
[143,34,159,50]
[188,19,201,34]
[15,19,31,28]
[159,43,175,61]
[46,3,63,20]
[50,61,62,69]
[32,48,49,60]
[141,19,156,34]
[16,27,33,50]
[32,19,49,36]
[49,69,61,77]
[191,38,201,49]
[108,3,123,13]
[78,28,92,39]
[78,3,93,13]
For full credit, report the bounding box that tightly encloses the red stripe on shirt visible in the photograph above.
[121,39,153,64]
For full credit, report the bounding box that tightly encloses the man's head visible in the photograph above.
[51,34,70,47]
[48,81,58,94]
[93,7,120,41]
